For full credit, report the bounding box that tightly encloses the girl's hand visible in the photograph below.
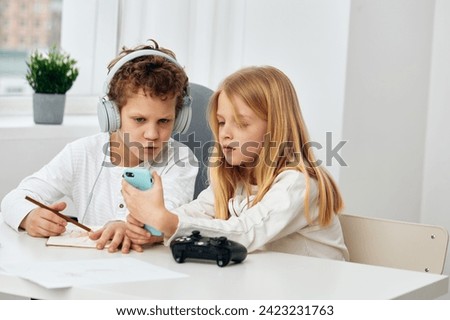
[126,214,156,243]
[125,214,164,248]
[121,171,165,224]
[121,171,178,237]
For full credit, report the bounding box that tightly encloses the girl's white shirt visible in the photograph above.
[170,170,349,261]
[1,132,198,231]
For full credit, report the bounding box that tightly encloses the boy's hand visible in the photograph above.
[89,221,128,253]
[20,202,67,237]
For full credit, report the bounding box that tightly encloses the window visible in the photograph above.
[0,0,63,96]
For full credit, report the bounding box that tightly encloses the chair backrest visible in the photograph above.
[173,82,214,199]
[339,213,449,274]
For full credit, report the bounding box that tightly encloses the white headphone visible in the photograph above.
[97,49,192,134]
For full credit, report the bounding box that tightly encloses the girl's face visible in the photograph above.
[216,92,268,167]
[112,89,176,167]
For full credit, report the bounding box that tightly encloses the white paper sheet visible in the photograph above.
[1,257,187,289]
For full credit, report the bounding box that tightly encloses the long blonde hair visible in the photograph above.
[208,66,343,226]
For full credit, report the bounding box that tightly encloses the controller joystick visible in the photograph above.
[191,230,201,239]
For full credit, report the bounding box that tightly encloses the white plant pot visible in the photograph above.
[32,93,66,124]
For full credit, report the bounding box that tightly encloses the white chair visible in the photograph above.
[339,213,449,274]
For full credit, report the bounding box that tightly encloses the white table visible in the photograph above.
[0,219,448,300]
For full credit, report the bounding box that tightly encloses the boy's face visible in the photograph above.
[115,89,176,167]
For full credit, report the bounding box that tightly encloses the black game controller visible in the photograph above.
[170,230,248,267]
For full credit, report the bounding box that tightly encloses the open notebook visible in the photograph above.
[46,225,110,249]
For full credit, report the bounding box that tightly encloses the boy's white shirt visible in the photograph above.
[1,132,198,231]
[169,170,349,261]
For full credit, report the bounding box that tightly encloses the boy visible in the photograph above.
[1,39,198,253]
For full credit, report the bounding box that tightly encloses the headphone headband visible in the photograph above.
[103,49,183,95]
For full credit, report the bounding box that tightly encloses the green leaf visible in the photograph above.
[25,45,79,94]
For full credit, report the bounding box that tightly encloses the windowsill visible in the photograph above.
[0,114,100,139]
[0,95,98,116]
[0,114,98,128]
[0,96,100,138]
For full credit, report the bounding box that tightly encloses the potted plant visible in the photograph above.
[26,46,79,124]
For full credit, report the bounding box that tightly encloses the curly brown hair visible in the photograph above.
[107,39,189,117]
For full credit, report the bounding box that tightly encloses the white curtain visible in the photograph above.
[118,0,246,90]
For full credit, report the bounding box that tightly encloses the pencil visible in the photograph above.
[25,196,92,232]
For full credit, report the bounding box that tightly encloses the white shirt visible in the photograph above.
[1,132,198,231]
[169,170,349,261]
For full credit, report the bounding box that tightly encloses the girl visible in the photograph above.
[122,66,349,260]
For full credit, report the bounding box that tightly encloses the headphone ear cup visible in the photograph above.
[98,97,120,133]
[173,92,193,134]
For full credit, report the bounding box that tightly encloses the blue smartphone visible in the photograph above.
[123,168,162,236]
[123,168,153,190]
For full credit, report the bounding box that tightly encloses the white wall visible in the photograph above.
[421,0,450,294]
[422,0,450,229]
[339,0,435,222]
